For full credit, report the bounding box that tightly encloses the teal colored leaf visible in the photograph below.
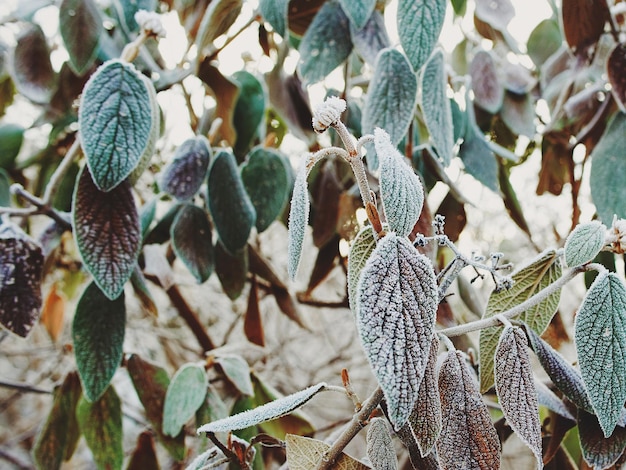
[144,203,181,245]
[79,59,155,191]
[232,71,265,160]
[287,162,311,280]
[259,0,288,37]
[73,281,125,402]
[350,10,390,66]
[357,233,438,429]
[215,242,248,300]
[12,23,56,103]
[575,271,626,437]
[362,48,417,146]
[59,0,102,75]
[376,128,424,237]
[564,220,607,268]
[298,2,353,85]
[0,123,24,168]
[128,73,160,185]
[170,204,214,283]
[207,150,256,255]
[139,197,156,240]
[197,382,327,433]
[470,50,503,114]
[73,166,141,300]
[590,112,626,223]
[214,354,254,396]
[115,0,157,32]
[527,19,561,67]
[76,386,123,470]
[420,48,454,166]
[460,126,499,192]
[0,168,10,206]
[347,225,377,314]
[160,136,211,201]
[130,265,158,317]
[578,409,626,469]
[241,147,291,232]
[163,363,208,437]
[367,418,398,469]
[398,0,446,72]
[339,0,376,30]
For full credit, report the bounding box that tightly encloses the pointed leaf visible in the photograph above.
[564,221,607,268]
[0,221,44,337]
[362,48,417,146]
[215,242,248,300]
[608,43,626,112]
[357,233,438,429]
[41,284,66,341]
[397,0,446,72]
[73,166,141,299]
[393,423,440,470]
[76,386,123,470]
[195,0,243,55]
[59,0,102,75]
[347,225,377,314]
[339,0,376,30]
[288,162,312,280]
[350,10,390,66]
[376,128,424,238]
[367,417,398,470]
[479,249,562,392]
[578,409,626,469]
[79,59,156,191]
[494,326,542,468]
[11,23,56,103]
[534,379,575,422]
[213,354,253,396]
[139,198,157,241]
[474,0,514,31]
[470,50,503,114]
[232,71,265,160]
[197,60,238,145]
[259,0,288,37]
[286,434,370,470]
[170,204,214,283]
[126,431,160,470]
[160,136,211,201]
[298,2,353,85]
[460,126,499,192]
[561,0,608,53]
[437,350,501,470]
[527,19,561,68]
[208,150,256,254]
[575,271,626,437]
[163,363,208,437]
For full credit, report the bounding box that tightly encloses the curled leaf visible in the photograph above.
[578,409,626,469]
[564,220,606,268]
[160,136,211,201]
[347,225,377,314]
[287,161,312,280]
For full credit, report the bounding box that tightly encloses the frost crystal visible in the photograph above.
[607,215,626,254]
[135,10,166,38]
[312,96,346,133]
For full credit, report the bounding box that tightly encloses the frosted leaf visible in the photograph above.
[564,220,607,267]
[213,354,253,396]
[134,10,166,37]
[160,136,211,201]
[347,225,377,314]
[494,326,542,469]
[357,233,438,429]
[197,383,327,433]
[575,271,626,437]
[534,379,575,422]
[312,96,346,133]
[375,128,425,238]
[578,409,626,469]
[366,418,398,470]
[285,434,370,470]
[287,162,311,280]
[437,350,501,470]
[162,364,208,437]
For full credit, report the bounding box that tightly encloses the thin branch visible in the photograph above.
[0,380,52,395]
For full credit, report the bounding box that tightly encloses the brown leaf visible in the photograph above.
[306,234,339,295]
[435,192,466,243]
[536,134,572,196]
[285,434,370,469]
[215,242,248,300]
[312,163,341,248]
[608,43,626,112]
[127,431,160,470]
[543,412,576,465]
[561,0,609,53]
[272,284,309,329]
[470,50,503,114]
[336,192,362,241]
[41,283,65,341]
[244,276,265,347]
[288,0,326,37]
[197,58,238,145]
[11,23,56,103]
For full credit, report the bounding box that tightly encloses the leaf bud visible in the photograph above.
[606,215,626,254]
[311,96,346,133]
[134,10,166,38]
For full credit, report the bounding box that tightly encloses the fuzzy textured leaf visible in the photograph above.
[259,0,288,36]
[213,354,253,396]
[397,0,446,72]
[479,249,562,392]
[285,434,370,470]
[470,50,503,114]
[362,48,417,146]
[160,136,211,201]
[578,409,626,469]
[564,221,606,268]
[534,379,575,421]
[438,350,501,469]
[11,24,56,103]
[287,161,312,280]
[73,167,141,300]
[347,225,377,314]
[575,271,626,437]
[79,59,155,191]
[376,128,424,238]
[367,417,398,470]
[494,326,542,468]
[59,0,102,75]
[357,233,438,429]
[170,204,214,283]
[339,0,376,30]
[163,363,208,437]
[350,10,389,66]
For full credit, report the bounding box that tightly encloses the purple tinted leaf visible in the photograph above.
[59,0,102,75]
[160,136,211,201]
[350,10,390,66]
[11,23,56,103]
[578,409,626,469]
[608,43,626,112]
[170,204,214,283]
[470,50,503,114]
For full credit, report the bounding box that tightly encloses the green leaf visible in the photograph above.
[397,0,446,72]
[170,204,214,283]
[11,23,56,103]
[376,128,424,237]
[357,233,438,429]
[59,0,102,75]
[564,220,607,268]
[575,271,626,437]
[208,150,256,254]
[160,136,211,201]
[527,19,561,67]
[259,0,288,37]
[163,363,208,437]
[578,409,626,469]
[287,163,311,280]
[139,197,157,241]
[420,49,454,166]
[347,225,377,314]
[128,73,160,185]
[451,0,467,15]
[214,354,254,396]
[0,123,24,168]
[339,0,376,30]
[0,168,10,206]
[362,48,417,146]
[76,386,123,470]
[298,1,353,85]
[215,242,248,300]
[73,166,141,300]
[590,112,626,223]
[130,265,158,317]
[479,249,562,393]
[350,10,390,66]
[72,282,125,402]
[241,147,291,232]
[232,71,266,160]
[144,203,181,245]
[79,59,156,191]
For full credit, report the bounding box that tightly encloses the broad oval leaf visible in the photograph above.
[197,382,327,433]
[232,71,265,160]
[608,43,626,112]
[590,112,626,223]
[350,10,390,66]
[367,417,398,470]
[479,249,562,392]
[398,0,446,72]
[163,363,208,437]
[362,48,417,146]
[195,0,243,55]
[347,225,377,314]
[0,123,24,168]
[339,0,376,30]
[215,241,248,299]
[564,220,606,268]
[474,0,514,31]
[171,204,214,283]
[357,233,438,429]
[527,19,561,67]
[376,128,424,238]
[213,354,254,396]
[501,91,535,138]
[298,2,352,85]
[11,23,56,103]
[207,150,256,255]
[287,162,312,280]
[575,271,626,437]
[73,166,141,300]
[437,350,501,470]
[578,409,626,469]
[561,0,608,54]
[470,50,503,114]
[241,147,291,232]
[420,48,454,166]
[73,281,125,402]
[494,326,542,468]
[0,221,44,337]
[259,0,288,37]
[59,0,102,75]
[79,59,155,191]
[160,136,211,201]
[286,434,370,470]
